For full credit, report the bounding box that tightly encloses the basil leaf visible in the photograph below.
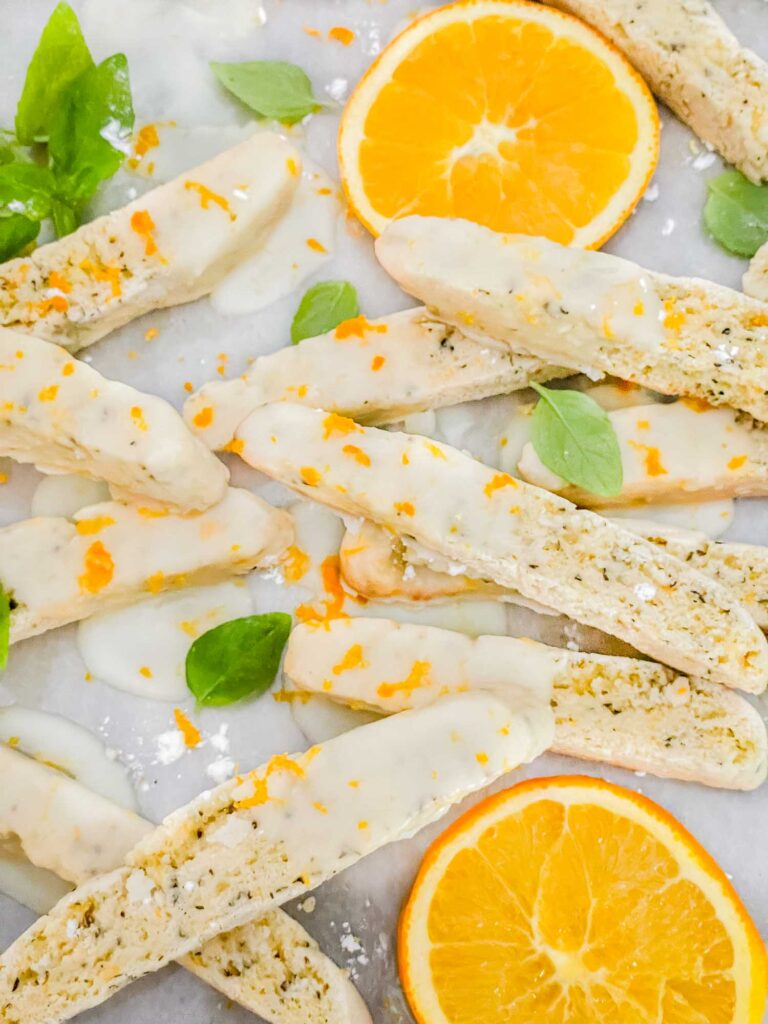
[704,170,768,258]
[0,587,10,671]
[291,280,359,344]
[51,199,77,238]
[0,163,56,221]
[49,53,134,206]
[211,60,321,125]
[530,383,623,498]
[15,2,94,146]
[186,612,292,707]
[0,215,39,261]
[0,131,31,167]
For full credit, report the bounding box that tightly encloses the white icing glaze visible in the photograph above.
[211,157,340,316]
[30,474,110,519]
[231,692,550,876]
[376,216,666,356]
[77,580,253,701]
[0,707,137,810]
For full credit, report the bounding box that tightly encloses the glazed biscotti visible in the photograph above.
[377,216,768,422]
[1,487,292,642]
[237,403,768,691]
[284,618,768,790]
[0,328,228,510]
[0,133,298,351]
[184,307,563,451]
[0,744,371,1024]
[518,400,768,507]
[0,695,545,1024]
[341,517,768,632]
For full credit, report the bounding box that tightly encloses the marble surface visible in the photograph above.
[0,1,767,1021]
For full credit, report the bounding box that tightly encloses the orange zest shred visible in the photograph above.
[283,544,311,583]
[173,707,201,748]
[223,437,245,455]
[728,455,748,471]
[130,406,149,431]
[394,500,416,516]
[235,754,306,809]
[425,441,447,460]
[334,315,388,340]
[78,541,114,594]
[75,516,115,536]
[144,571,165,594]
[323,412,361,439]
[37,385,59,402]
[306,237,327,253]
[342,443,371,466]
[130,209,160,257]
[193,406,214,429]
[329,25,355,44]
[79,257,123,298]
[185,180,236,220]
[48,271,71,294]
[378,660,432,700]
[37,295,69,317]
[300,466,322,486]
[681,396,711,413]
[295,554,363,626]
[484,472,518,498]
[332,643,366,675]
[128,123,160,169]
[628,439,667,477]
[371,354,385,371]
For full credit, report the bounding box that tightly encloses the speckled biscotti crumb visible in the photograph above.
[184,306,565,451]
[0,694,539,1024]
[237,402,768,692]
[0,745,371,1024]
[284,617,768,790]
[377,217,768,423]
[0,133,299,352]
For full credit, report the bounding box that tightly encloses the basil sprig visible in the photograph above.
[530,383,623,498]
[0,2,134,259]
[211,60,322,124]
[704,170,768,259]
[185,613,292,707]
[0,587,11,671]
[291,280,359,343]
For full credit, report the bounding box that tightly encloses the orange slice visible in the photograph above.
[399,776,767,1024]
[339,0,659,246]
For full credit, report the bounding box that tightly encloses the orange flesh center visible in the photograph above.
[359,15,640,242]
[422,799,738,1022]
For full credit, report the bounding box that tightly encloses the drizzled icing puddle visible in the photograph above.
[77,580,253,702]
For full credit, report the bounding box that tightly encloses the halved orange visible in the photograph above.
[399,776,767,1024]
[339,0,659,247]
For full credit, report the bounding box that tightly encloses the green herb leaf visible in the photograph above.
[186,612,292,707]
[211,60,321,125]
[530,383,623,498]
[0,215,39,261]
[0,131,31,167]
[0,163,56,221]
[704,170,768,258]
[15,2,94,146]
[49,53,134,206]
[0,587,10,671]
[291,280,360,344]
[51,198,77,238]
